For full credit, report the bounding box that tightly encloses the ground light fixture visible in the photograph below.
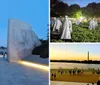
[18,60,49,71]
[80,16,84,21]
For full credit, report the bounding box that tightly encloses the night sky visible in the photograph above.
[61,0,100,7]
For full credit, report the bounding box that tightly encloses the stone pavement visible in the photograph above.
[0,57,48,85]
[23,55,49,65]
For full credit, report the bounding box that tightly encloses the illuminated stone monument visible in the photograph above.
[7,18,41,62]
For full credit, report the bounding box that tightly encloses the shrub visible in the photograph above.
[72,24,100,42]
[51,23,100,42]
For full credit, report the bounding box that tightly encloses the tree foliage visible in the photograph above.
[82,2,100,18]
[69,4,81,17]
[51,0,100,18]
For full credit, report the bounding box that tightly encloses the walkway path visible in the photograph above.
[51,81,96,85]
[0,57,48,85]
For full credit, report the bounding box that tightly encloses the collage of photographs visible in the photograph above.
[0,0,100,85]
[50,0,100,85]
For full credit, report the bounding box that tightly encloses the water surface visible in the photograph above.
[51,62,100,69]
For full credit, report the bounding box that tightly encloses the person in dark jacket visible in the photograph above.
[51,73,54,80]
[54,73,56,80]
[97,77,100,85]
[3,52,5,59]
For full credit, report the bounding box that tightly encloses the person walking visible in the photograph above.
[3,52,5,60]
[54,73,56,80]
[51,73,54,80]
[97,77,100,85]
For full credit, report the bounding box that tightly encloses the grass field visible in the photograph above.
[51,69,100,83]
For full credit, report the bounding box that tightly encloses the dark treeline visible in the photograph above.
[0,46,7,49]
[50,60,100,64]
[51,0,100,18]
[32,39,49,58]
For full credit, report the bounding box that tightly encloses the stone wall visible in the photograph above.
[7,18,41,62]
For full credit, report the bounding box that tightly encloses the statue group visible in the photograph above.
[51,16,72,40]
[51,15,98,40]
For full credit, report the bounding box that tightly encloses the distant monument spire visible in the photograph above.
[88,51,89,61]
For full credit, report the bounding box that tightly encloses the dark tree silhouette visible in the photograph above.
[51,0,100,18]
[82,2,100,18]
[69,4,81,17]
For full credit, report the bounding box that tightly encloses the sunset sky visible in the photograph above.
[50,44,100,61]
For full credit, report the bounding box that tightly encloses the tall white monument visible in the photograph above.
[7,18,41,62]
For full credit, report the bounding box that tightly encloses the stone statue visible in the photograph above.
[69,20,72,33]
[50,17,55,28]
[61,16,72,39]
[89,20,94,30]
[52,17,57,32]
[89,19,98,30]
[53,17,62,32]
[95,20,98,27]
